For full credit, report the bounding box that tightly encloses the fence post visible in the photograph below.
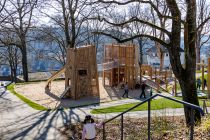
[190,108,194,140]
[148,99,151,140]
[103,124,106,140]
[121,114,124,140]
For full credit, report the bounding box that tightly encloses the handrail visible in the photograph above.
[102,93,204,140]
[104,94,204,124]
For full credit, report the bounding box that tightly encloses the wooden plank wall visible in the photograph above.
[103,44,135,88]
[65,45,99,100]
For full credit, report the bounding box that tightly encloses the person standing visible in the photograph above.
[204,78,207,89]
[122,82,129,98]
[150,87,153,97]
[197,78,201,90]
[82,115,103,140]
[140,82,146,99]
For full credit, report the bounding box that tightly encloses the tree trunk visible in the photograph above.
[196,31,201,70]
[178,71,201,124]
[61,0,71,47]
[166,0,201,125]
[138,38,143,84]
[196,46,201,70]
[156,42,164,71]
[183,0,201,125]
[13,68,17,83]
[21,45,28,82]
[10,68,14,82]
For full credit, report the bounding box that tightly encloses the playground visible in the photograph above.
[2,44,210,140]
[12,44,183,109]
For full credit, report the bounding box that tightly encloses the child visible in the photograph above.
[82,115,103,140]
[140,82,146,99]
[122,82,129,98]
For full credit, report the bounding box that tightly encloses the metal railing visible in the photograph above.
[102,93,204,140]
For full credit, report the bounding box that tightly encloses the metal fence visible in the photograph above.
[102,93,204,140]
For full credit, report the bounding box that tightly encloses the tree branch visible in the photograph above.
[197,16,210,31]
[93,31,169,47]
[99,17,171,36]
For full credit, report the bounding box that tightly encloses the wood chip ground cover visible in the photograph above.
[58,115,210,140]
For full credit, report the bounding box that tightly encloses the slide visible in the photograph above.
[46,67,66,88]
[142,76,168,92]
[60,86,71,98]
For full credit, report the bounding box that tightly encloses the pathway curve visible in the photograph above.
[0,88,207,140]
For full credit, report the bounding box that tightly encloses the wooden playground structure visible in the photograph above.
[102,44,135,88]
[46,45,99,100]
[140,64,174,92]
[197,59,210,98]
[102,44,175,93]
[45,43,210,101]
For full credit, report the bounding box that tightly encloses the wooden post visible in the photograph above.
[132,45,135,89]
[150,67,152,80]
[207,58,210,99]
[140,64,142,84]
[155,67,157,82]
[118,46,120,84]
[103,71,105,86]
[202,60,204,92]
[103,45,106,86]
[157,78,160,91]
[94,46,100,97]
[165,70,167,89]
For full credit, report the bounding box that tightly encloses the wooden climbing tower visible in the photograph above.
[65,45,99,100]
[46,45,99,100]
[103,44,135,88]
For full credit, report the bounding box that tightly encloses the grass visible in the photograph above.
[196,68,207,73]
[91,98,183,114]
[7,84,49,110]
[198,73,207,81]
[91,97,210,114]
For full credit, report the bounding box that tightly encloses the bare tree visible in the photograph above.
[0,0,39,82]
[42,0,97,49]
[94,0,210,124]
[0,45,21,82]
[196,0,210,69]
[36,26,67,65]
[0,0,6,22]
[0,31,21,82]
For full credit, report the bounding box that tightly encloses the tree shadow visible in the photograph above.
[1,107,88,140]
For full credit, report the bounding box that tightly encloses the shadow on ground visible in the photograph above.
[0,100,88,140]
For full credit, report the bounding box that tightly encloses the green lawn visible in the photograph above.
[91,97,210,114]
[7,84,49,110]
[198,74,207,81]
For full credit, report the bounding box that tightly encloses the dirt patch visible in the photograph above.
[14,78,128,109]
[58,116,210,140]
[14,78,163,109]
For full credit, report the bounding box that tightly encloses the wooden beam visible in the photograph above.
[207,58,210,99]
[197,63,208,67]
[165,70,167,89]
[118,46,120,84]
[202,60,204,92]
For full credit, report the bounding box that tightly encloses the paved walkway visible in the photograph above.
[0,87,207,140]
